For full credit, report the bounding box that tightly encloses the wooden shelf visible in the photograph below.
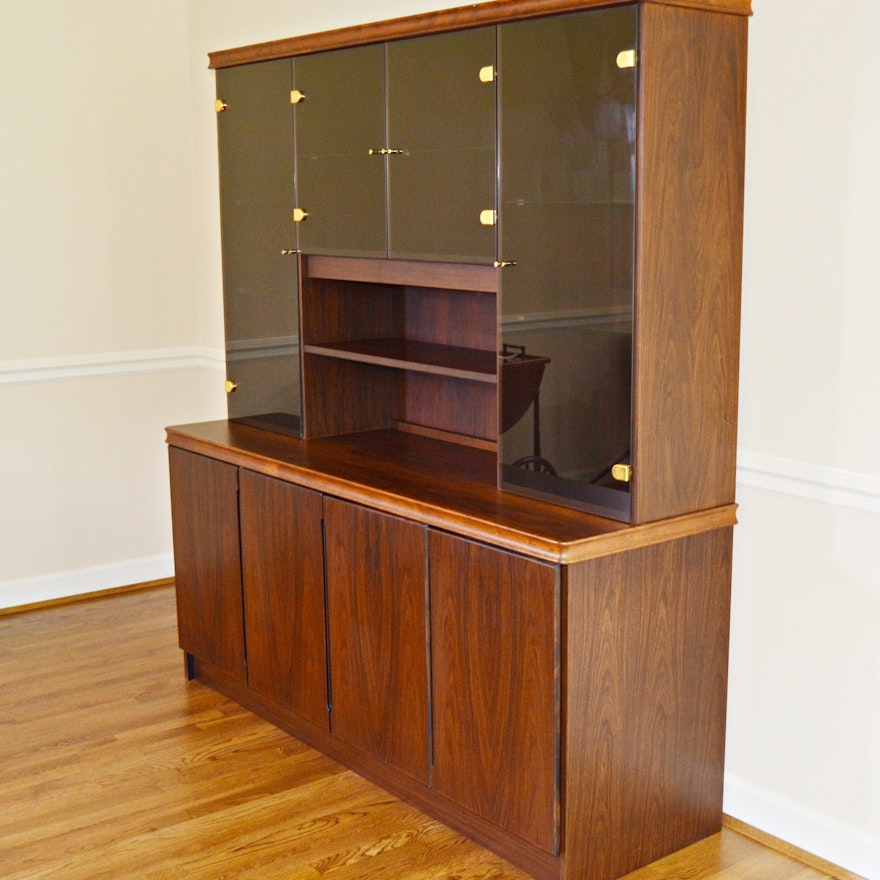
[304,338,497,383]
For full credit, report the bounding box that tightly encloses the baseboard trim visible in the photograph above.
[0,578,174,618]
[0,347,225,386]
[736,450,880,516]
[0,554,175,612]
[724,774,879,879]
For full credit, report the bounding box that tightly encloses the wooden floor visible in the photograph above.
[0,586,846,880]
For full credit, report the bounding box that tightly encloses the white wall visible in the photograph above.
[0,0,223,605]
[725,1,880,875]
[1,0,877,876]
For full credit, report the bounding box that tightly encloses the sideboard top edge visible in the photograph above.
[208,0,751,69]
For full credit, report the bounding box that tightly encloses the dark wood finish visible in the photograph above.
[400,372,498,442]
[300,267,499,443]
[563,527,734,879]
[631,4,748,522]
[431,532,560,855]
[167,448,245,682]
[301,354,396,438]
[166,421,737,564]
[239,470,328,728]
[305,338,496,382]
[208,0,752,69]
[323,498,430,784]
[404,284,498,350]
[300,274,400,346]
[306,253,498,292]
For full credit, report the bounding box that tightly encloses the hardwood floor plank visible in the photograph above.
[0,586,851,880]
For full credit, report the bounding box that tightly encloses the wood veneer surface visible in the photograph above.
[166,421,737,564]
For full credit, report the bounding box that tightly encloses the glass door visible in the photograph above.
[216,59,302,435]
[497,6,638,520]
[386,27,497,264]
[293,44,387,257]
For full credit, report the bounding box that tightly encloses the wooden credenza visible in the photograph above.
[168,0,750,877]
[167,422,735,880]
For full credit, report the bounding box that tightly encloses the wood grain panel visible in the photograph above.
[306,254,498,292]
[301,355,397,438]
[167,448,245,682]
[324,498,430,784]
[564,527,733,879]
[300,275,400,346]
[209,0,751,69]
[404,285,498,351]
[239,470,328,729]
[632,6,748,522]
[430,532,559,855]
[167,423,741,564]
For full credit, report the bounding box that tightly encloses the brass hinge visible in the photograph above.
[616,50,637,70]
[611,463,632,483]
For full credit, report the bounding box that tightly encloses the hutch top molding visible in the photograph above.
[208,0,752,69]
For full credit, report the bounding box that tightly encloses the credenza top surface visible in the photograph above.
[166,420,736,564]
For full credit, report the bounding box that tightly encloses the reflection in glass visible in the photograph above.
[498,7,637,519]
[217,60,302,435]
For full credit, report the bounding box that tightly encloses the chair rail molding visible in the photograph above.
[0,347,226,386]
[736,449,880,516]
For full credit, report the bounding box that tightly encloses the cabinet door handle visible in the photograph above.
[368,148,406,156]
[224,379,238,394]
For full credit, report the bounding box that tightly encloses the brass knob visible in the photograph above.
[292,208,309,223]
[224,379,238,394]
[290,89,306,104]
[214,99,227,113]
[480,209,497,227]
[479,65,496,83]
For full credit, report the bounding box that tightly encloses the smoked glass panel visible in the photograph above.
[216,60,302,436]
[293,45,387,257]
[498,7,637,520]
[387,28,496,263]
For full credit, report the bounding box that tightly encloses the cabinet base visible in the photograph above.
[186,654,561,880]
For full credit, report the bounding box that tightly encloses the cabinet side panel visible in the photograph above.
[633,7,747,522]
[324,498,430,784]
[430,532,559,855]
[239,471,328,729]
[168,448,246,682]
[564,528,733,879]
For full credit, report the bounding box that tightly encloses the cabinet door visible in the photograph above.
[430,531,559,855]
[216,60,302,434]
[168,448,245,682]
[293,44,387,258]
[239,471,328,729]
[386,27,496,263]
[497,8,638,521]
[323,498,429,784]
